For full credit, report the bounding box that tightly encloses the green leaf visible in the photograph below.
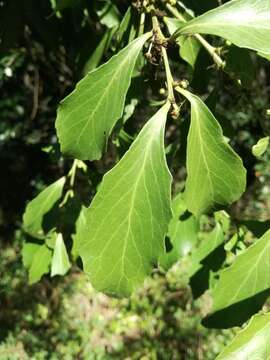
[258,52,270,60]
[116,6,132,44]
[23,177,66,238]
[22,242,40,269]
[56,33,151,160]
[252,136,269,156]
[51,233,71,277]
[164,17,200,68]
[122,98,139,124]
[179,35,201,69]
[169,194,199,256]
[211,229,270,312]
[74,103,172,296]
[97,3,120,29]
[217,312,270,359]
[159,193,199,270]
[175,0,270,54]
[188,223,224,278]
[45,230,58,249]
[29,245,52,284]
[72,206,87,259]
[176,88,246,216]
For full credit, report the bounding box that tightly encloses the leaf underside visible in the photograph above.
[74,103,172,296]
[56,32,151,161]
[177,88,246,216]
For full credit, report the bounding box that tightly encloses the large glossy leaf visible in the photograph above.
[217,312,270,359]
[211,229,270,312]
[51,233,71,276]
[176,88,246,215]
[29,244,52,284]
[23,177,66,238]
[259,52,270,60]
[56,33,151,161]
[175,0,270,54]
[74,104,172,296]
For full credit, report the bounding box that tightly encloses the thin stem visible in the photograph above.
[60,159,86,207]
[174,85,186,96]
[68,159,78,187]
[151,13,160,33]
[138,11,146,36]
[151,14,175,103]
[166,3,186,22]
[194,34,225,68]
[161,47,175,102]
[166,3,225,69]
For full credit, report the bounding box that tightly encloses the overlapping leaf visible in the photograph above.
[217,312,270,359]
[74,104,172,296]
[165,17,200,68]
[211,229,270,312]
[82,28,116,74]
[188,223,224,278]
[28,244,52,284]
[174,0,270,54]
[176,88,246,215]
[56,32,151,160]
[23,177,66,238]
[22,242,41,269]
[252,136,269,157]
[51,233,71,276]
[159,193,199,270]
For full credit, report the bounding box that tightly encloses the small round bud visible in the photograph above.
[159,88,166,95]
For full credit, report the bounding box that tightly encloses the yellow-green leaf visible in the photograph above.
[252,136,269,157]
[51,233,71,276]
[217,312,270,359]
